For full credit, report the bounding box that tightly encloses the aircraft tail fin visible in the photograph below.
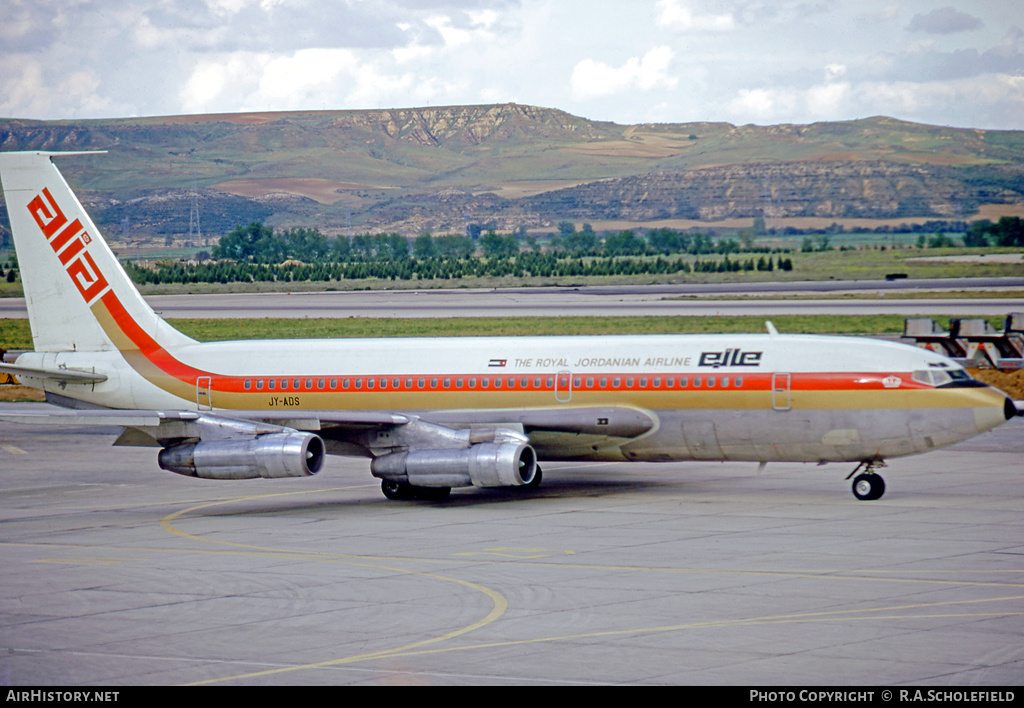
[0,151,194,353]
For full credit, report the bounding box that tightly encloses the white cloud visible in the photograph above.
[2,0,1023,129]
[728,87,796,123]
[180,54,268,114]
[257,49,359,103]
[571,47,677,100]
[655,0,735,32]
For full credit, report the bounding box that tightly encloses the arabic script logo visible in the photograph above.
[27,187,109,305]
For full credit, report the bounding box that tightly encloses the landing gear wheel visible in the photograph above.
[381,479,414,500]
[852,473,885,501]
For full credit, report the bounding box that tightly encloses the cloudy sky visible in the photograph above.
[2,0,1023,130]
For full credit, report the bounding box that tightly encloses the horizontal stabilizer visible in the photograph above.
[0,407,199,427]
[0,362,108,385]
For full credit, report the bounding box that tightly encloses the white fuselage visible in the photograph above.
[18,332,1011,464]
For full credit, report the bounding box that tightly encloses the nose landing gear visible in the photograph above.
[847,459,887,501]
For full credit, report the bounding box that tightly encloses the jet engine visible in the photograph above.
[370,441,537,488]
[158,432,325,480]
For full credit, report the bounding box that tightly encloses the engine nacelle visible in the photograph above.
[158,432,326,480]
[371,442,537,488]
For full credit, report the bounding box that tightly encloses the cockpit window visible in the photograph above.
[913,368,979,388]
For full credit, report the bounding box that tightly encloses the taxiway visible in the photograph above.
[1,409,1021,685]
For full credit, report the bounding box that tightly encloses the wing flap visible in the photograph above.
[422,406,657,439]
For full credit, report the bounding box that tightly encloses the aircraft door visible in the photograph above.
[196,376,213,410]
[555,370,573,402]
[771,373,791,411]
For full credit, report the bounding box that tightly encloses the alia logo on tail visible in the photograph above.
[27,186,110,305]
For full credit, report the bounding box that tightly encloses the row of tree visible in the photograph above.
[963,217,1024,247]
[211,222,791,264]
[125,252,794,285]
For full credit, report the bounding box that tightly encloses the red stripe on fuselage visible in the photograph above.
[99,290,206,383]
[96,292,935,402]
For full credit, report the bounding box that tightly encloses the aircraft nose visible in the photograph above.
[1007,396,1022,420]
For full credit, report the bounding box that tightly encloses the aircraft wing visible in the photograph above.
[0,362,108,385]
[0,405,654,450]
[0,407,196,427]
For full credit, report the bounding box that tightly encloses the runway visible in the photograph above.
[1,408,1021,685]
[2,278,1023,320]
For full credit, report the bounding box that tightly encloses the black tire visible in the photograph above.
[381,479,414,500]
[852,473,885,501]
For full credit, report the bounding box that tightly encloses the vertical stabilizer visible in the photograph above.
[0,152,195,353]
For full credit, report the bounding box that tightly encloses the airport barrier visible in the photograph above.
[903,314,1024,369]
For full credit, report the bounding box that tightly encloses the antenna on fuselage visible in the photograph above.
[765,321,779,336]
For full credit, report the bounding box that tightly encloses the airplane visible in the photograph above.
[0,151,1018,502]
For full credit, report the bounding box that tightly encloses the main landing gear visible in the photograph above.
[379,466,544,501]
[846,460,887,501]
[380,480,452,501]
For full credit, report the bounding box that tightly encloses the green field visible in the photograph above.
[2,244,1022,300]
[0,314,1011,352]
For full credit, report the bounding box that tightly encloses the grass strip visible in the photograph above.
[1,315,1010,351]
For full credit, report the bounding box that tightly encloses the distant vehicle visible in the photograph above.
[0,152,1016,501]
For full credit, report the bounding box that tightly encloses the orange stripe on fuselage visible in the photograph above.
[97,290,205,383]
[92,290,949,409]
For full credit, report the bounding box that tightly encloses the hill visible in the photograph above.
[2,104,1024,244]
